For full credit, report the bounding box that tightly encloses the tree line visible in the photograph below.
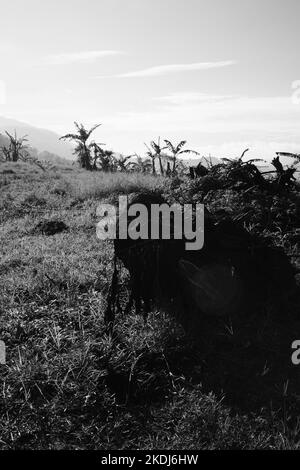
[1,121,299,189]
[60,122,200,175]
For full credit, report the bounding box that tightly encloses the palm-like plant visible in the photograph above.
[271,154,299,187]
[1,131,29,162]
[0,145,10,161]
[221,149,264,174]
[60,122,101,170]
[94,147,117,172]
[89,142,107,170]
[101,151,117,172]
[217,149,267,189]
[276,151,300,166]
[144,146,156,175]
[164,140,199,174]
[128,154,152,173]
[145,138,166,175]
[115,155,134,172]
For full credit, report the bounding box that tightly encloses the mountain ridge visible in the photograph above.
[0,116,73,159]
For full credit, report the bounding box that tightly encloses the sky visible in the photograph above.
[0,0,300,159]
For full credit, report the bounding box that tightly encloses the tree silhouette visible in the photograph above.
[1,131,29,162]
[60,122,101,170]
[145,138,166,175]
[128,154,152,173]
[115,155,134,172]
[164,140,199,174]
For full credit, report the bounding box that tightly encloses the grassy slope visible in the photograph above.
[0,162,300,450]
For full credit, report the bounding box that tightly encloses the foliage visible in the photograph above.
[127,155,153,174]
[60,122,101,170]
[164,139,199,174]
[0,131,29,162]
[145,138,167,175]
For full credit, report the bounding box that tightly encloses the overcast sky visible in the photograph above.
[0,0,300,159]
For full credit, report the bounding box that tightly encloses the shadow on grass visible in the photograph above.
[105,290,300,422]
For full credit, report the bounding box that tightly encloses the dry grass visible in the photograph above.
[64,170,167,200]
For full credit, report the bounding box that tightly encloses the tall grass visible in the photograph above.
[65,171,168,200]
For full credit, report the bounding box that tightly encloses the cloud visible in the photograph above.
[154,92,237,105]
[115,60,235,78]
[104,95,300,134]
[44,50,122,65]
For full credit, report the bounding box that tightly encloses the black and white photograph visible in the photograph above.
[1,0,300,455]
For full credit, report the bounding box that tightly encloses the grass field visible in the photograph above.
[1,161,300,450]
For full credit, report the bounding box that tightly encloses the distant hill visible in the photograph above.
[0,116,73,159]
[38,151,73,166]
[0,132,9,149]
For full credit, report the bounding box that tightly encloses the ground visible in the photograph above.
[0,161,300,450]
